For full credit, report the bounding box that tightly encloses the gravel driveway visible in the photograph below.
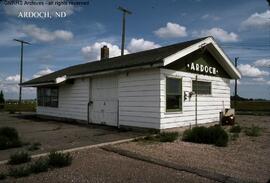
[113,115,270,183]
[0,148,217,183]
[0,112,142,161]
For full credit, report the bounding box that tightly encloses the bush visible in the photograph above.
[137,132,179,143]
[230,133,239,141]
[244,125,262,137]
[0,173,6,180]
[8,151,31,165]
[0,127,18,140]
[143,135,156,141]
[30,158,49,173]
[182,125,228,147]
[0,127,22,150]
[158,132,179,142]
[28,142,41,151]
[229,125,242,133]
[48,151,72,167]
[9,165,31,178]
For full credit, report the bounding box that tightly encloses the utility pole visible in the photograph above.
[234,57,239,110]
[118,6,132,56]
[13,39,31,108]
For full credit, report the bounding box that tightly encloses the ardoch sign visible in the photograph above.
[187,62,218,75]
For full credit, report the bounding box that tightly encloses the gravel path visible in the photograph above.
[0,148,217,183]
[114,115,270,183]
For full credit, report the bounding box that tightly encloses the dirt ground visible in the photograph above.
[0,112,142,161]
[0,114,269,182]
[114,115,270,183]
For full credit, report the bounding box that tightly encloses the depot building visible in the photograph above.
[22,37,241,130]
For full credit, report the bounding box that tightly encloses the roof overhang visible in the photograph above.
[163,37,241,79]
[21,82,56,87]
[21,62,163,87]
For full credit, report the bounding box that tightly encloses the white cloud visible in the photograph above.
[254,58,270,67]
[22,24,73,42]
[81,38,160,61]
[81,42,129,61]
[241,10,270,29]
[238,64,269,77]
[0,74,33,99]
[6,74,20,82]
[0,23,26,46]
[230,80,241,85]
[252,77,265,82]
[33,68,54,78]
[127,38,160,53]
[201,14,220,21]
[154,22,187,38]
[3,1,75,17]
[194,27,238,42]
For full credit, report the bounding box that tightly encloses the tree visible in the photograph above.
[0,90,5,104]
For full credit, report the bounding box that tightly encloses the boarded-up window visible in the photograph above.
[192,81,211,95]
[37,87,58,107]
[166,78,182,112]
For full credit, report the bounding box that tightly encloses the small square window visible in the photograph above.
[37,87,58,107]
[192,81,211,95]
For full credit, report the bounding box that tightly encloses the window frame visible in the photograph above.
[165,77,183,112]
[37,87,59,108]
[192,80,212,95]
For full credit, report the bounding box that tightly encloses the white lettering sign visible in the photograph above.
[187,63,218,75]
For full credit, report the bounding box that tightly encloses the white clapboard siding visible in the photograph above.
[160,68,230,129]
[37,78,89,121]
[119,69,161,129]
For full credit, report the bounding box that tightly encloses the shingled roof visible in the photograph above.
[22,37,208,86]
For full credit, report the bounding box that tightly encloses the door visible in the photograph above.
[90,75,118,126]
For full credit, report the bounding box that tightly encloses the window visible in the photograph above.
[166,78,182,112]
[192,81,211,95]
[37,87,58,107]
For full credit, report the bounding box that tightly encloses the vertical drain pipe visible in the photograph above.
[195,75,198,126]
[87,78,92,125]
[117,100,120,128]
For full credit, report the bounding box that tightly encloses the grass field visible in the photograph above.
[231,101,270,115]
[0,100,269,114]
[2,103,36,112]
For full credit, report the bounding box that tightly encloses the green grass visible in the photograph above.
[8,151,31,165]
[229,125,242,133]
[230,133,239,141]
[231,101,270,114]
[244,125,262,137]
[4,103,36,113]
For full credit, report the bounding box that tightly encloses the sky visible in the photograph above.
[0,0,269,100]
